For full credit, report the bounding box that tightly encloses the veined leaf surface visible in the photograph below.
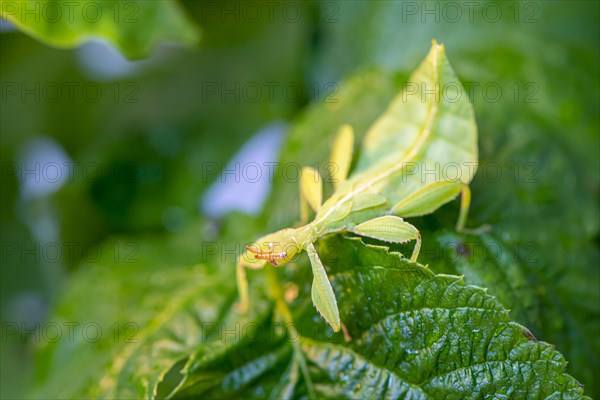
[168,236,588,399]
[314,42,477,231]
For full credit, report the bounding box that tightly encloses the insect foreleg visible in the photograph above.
[351,215,422,261]
[411,230,422,262]
[299,191,310,226]
[235,254,267,313]
[307,243,341,332]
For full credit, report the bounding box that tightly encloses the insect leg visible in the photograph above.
[235,261,249,313]
[340,322,352,343]
[455,185,471,232]
[299,189,310,226]
[306,243,341,332]
[351,215,422,261]
[390,179,465,218]
[391,181,488,234]
[329,124,354,189]
[453,186,492,235]
[235,253,267,313]
[299,167,323,224]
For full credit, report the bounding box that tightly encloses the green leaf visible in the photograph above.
[30,221,270,399]
[420,105,600,394]
[166,236,587,399]
[0,0,200,59]
[308,237,588,398]
[31,222,588,398]
[419,231,599,398]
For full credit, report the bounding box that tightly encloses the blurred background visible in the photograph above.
[1,1,598,398]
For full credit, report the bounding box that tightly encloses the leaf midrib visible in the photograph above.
[100,268,234,398]
[312,46,441,227]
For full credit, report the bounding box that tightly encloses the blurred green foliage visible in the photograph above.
[0,0,598,399]
[1,0,200,58]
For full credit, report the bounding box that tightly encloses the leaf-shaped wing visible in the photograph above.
[315,42,478,228]
[315,42,477,230]
[354,41,477,188]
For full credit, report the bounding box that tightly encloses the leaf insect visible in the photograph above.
[236,41,478,332]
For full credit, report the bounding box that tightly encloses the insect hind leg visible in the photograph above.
[456,186,492,235]
[350,215,422,261]
[235,253,267,313]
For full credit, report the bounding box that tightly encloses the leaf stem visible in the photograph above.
[265,266,316,400]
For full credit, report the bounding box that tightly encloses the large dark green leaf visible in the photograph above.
[166,236,588,399]
[29,216,588,399]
